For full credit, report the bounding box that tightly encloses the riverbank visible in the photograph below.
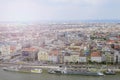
[0,62,120,72]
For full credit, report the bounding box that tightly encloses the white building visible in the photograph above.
[90,51,102,62]
[48,49,59,63]
[114,50,120,63]
[79,56,87,62]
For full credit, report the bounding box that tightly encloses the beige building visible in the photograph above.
[70,54,80,62]
[0,44,11,60]
[64,55,71,63]
[64,52,80,63]
[38,48,49,62]
[0,45,10,56]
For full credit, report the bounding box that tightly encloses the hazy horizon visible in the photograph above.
[0,0,120,22]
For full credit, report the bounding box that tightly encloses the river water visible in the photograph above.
[0,68,120,80]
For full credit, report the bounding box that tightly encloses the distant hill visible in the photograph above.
[0,20,120,24]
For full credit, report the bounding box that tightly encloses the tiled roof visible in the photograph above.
[49,49,59,56]
[79,53,86,57]
[107,40,115,43]
[22,47,37,52]
[91,51,101,57]
[10,46,16,50]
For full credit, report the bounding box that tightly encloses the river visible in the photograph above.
[0,68,120,80]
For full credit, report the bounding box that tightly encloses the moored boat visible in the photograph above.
[104,69,116,75]
[3,66,42,74]
[3,66,19,72]
[48,66,104,76]
[30,69,42,73]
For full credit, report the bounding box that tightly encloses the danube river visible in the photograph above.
[0,68,120,80]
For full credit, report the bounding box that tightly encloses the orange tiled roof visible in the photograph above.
[79,53,86,57]
[49,49,59,56]
[107,40,115,44]
[114,45,120,49]
[10,46,16,51]
[22,47,37,52]
[91,51,101,57]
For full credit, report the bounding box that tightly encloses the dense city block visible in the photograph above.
[0,23,120,65]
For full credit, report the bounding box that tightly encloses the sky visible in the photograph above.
[0,0,120,22]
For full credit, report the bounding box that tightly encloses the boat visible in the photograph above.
[3,66,42,74]
[48,66,104,76]
[48,68,63,74]
[3,66,19,72]
[104,69,116,75]
[30,69,42,73]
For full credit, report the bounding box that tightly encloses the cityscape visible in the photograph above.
[0,0,120,80]
[0,23,120,65]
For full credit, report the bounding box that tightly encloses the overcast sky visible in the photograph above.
[0,0,120,22]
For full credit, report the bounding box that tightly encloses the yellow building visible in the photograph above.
[0,45,10,56]
[38,48,49,62]
[64,52,80,63]
[70,54,79,62]
[64,55,71,63]
[0,45,11,60]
